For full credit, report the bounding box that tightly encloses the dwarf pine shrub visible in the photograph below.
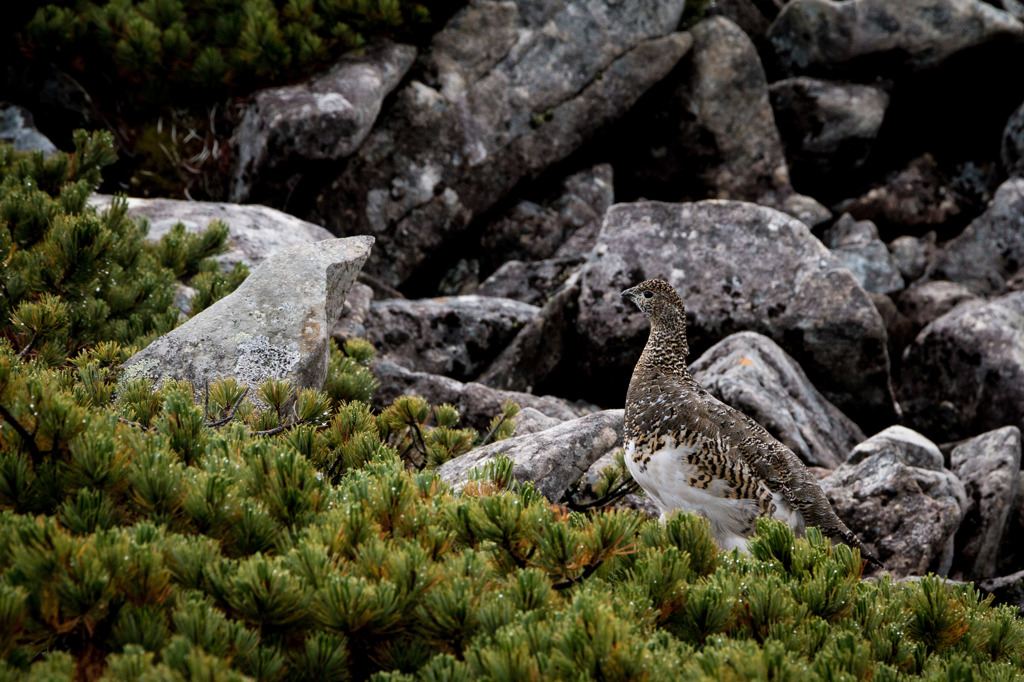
[1,141,1024,679]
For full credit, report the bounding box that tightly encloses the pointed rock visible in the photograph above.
[121,237,372,395]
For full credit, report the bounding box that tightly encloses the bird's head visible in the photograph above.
[621,279,686,327]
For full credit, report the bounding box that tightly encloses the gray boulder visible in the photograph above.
[364,296,538,381]
[926,178,1024,295]
[846,425,944,471]
[690,331,864,469]
[897,280,978,333]
[576,200,895,429]
[477,257,584,306]
[479,164,613,270]
[951,426,1021,580]
[437,410,623,503]
[0,103,57,156]
[822,448,966,577]
[309,0,692,286]
[372,359,586,433]
[900,292,1024,442]
[888,234,935,283]
[121,237,372,397]
[824,214,905,295]
[677,17,829,226]
[89,195,335,272]
[1003,101,1024,178]
[513,407,564,436]
[230,41,417,202]
[768,0,1023,76]
[769,77,888,180]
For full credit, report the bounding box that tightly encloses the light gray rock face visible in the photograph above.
[479,164,613,270]
[309,0,691,286]
[846,425,944,471]
[372,359,586,433]
[0,103,57,156]
[926,178,1024,295]
[364,296,538,381]
[897,280,978,333]
[121,236,372,397]
[576,200,895,429]
[690,331,864,468]
[513,407,564,436]
[1003,101,1024,177]
[331,282,374,343]
[824,214,905,295]
[889,235,934,283]
[477,257,584,306]
[900,292,1024,442]
[768,0,1024,76]
[822,449,966,577]
[769,77,888,179]
[89,195,335,272]
[437,410,623,503]
[230,41,417,202]
[951,426,1021,579]
[678,17,829,226]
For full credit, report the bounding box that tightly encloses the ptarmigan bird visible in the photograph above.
[621,279,882,566]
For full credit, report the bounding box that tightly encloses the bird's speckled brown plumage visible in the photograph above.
[622,279,882,566]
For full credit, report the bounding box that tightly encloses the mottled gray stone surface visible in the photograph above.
[951,426,1021,579]
[310,0,691,286]
[690,331,864,468]
[230,41,417,201]
[769,0,1023,75]
[438,410,623,503]
[0,103,57,156]
[121,236,372,398]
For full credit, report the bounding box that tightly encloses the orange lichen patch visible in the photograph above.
[739,356,753,366]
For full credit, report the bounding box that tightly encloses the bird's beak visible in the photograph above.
[621,288,636,301]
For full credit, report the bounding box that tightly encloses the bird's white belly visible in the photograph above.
[624,439,798,552]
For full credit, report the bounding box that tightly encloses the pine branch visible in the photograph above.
[479,413,508,447]
[0,402,42,464]
[118,416,155,432]
[564,479,641,513]
[204,387,249,428]
[15,333,37,360]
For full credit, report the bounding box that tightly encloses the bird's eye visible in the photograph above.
[642,290,654,299]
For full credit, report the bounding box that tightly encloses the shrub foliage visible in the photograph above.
[1,139,1023,679]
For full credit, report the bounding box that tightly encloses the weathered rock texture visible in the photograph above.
[576,200,895,428]
[822,443,966,577]
[372,359,586,433]
[951,426,1021,579]
[768,0,1024,76]
[846,425,944,471]
[89,195,335,271]
[364,296,538,381]
[477,257,584,306]
[310,0,692,286]
[121,236,373,397]
[824,214,905,295]
[332,282,374,343]
[900,292,1024,442]
[897,280,978,333]
[479,164,613,270]
[926,178,1024,295]
[769,77,888,182]
[437,410,623,503]
[230,41,417,202]
[690,331,864,468]
[677,17,829,226]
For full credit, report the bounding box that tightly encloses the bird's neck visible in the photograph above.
[637,324,691,378]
